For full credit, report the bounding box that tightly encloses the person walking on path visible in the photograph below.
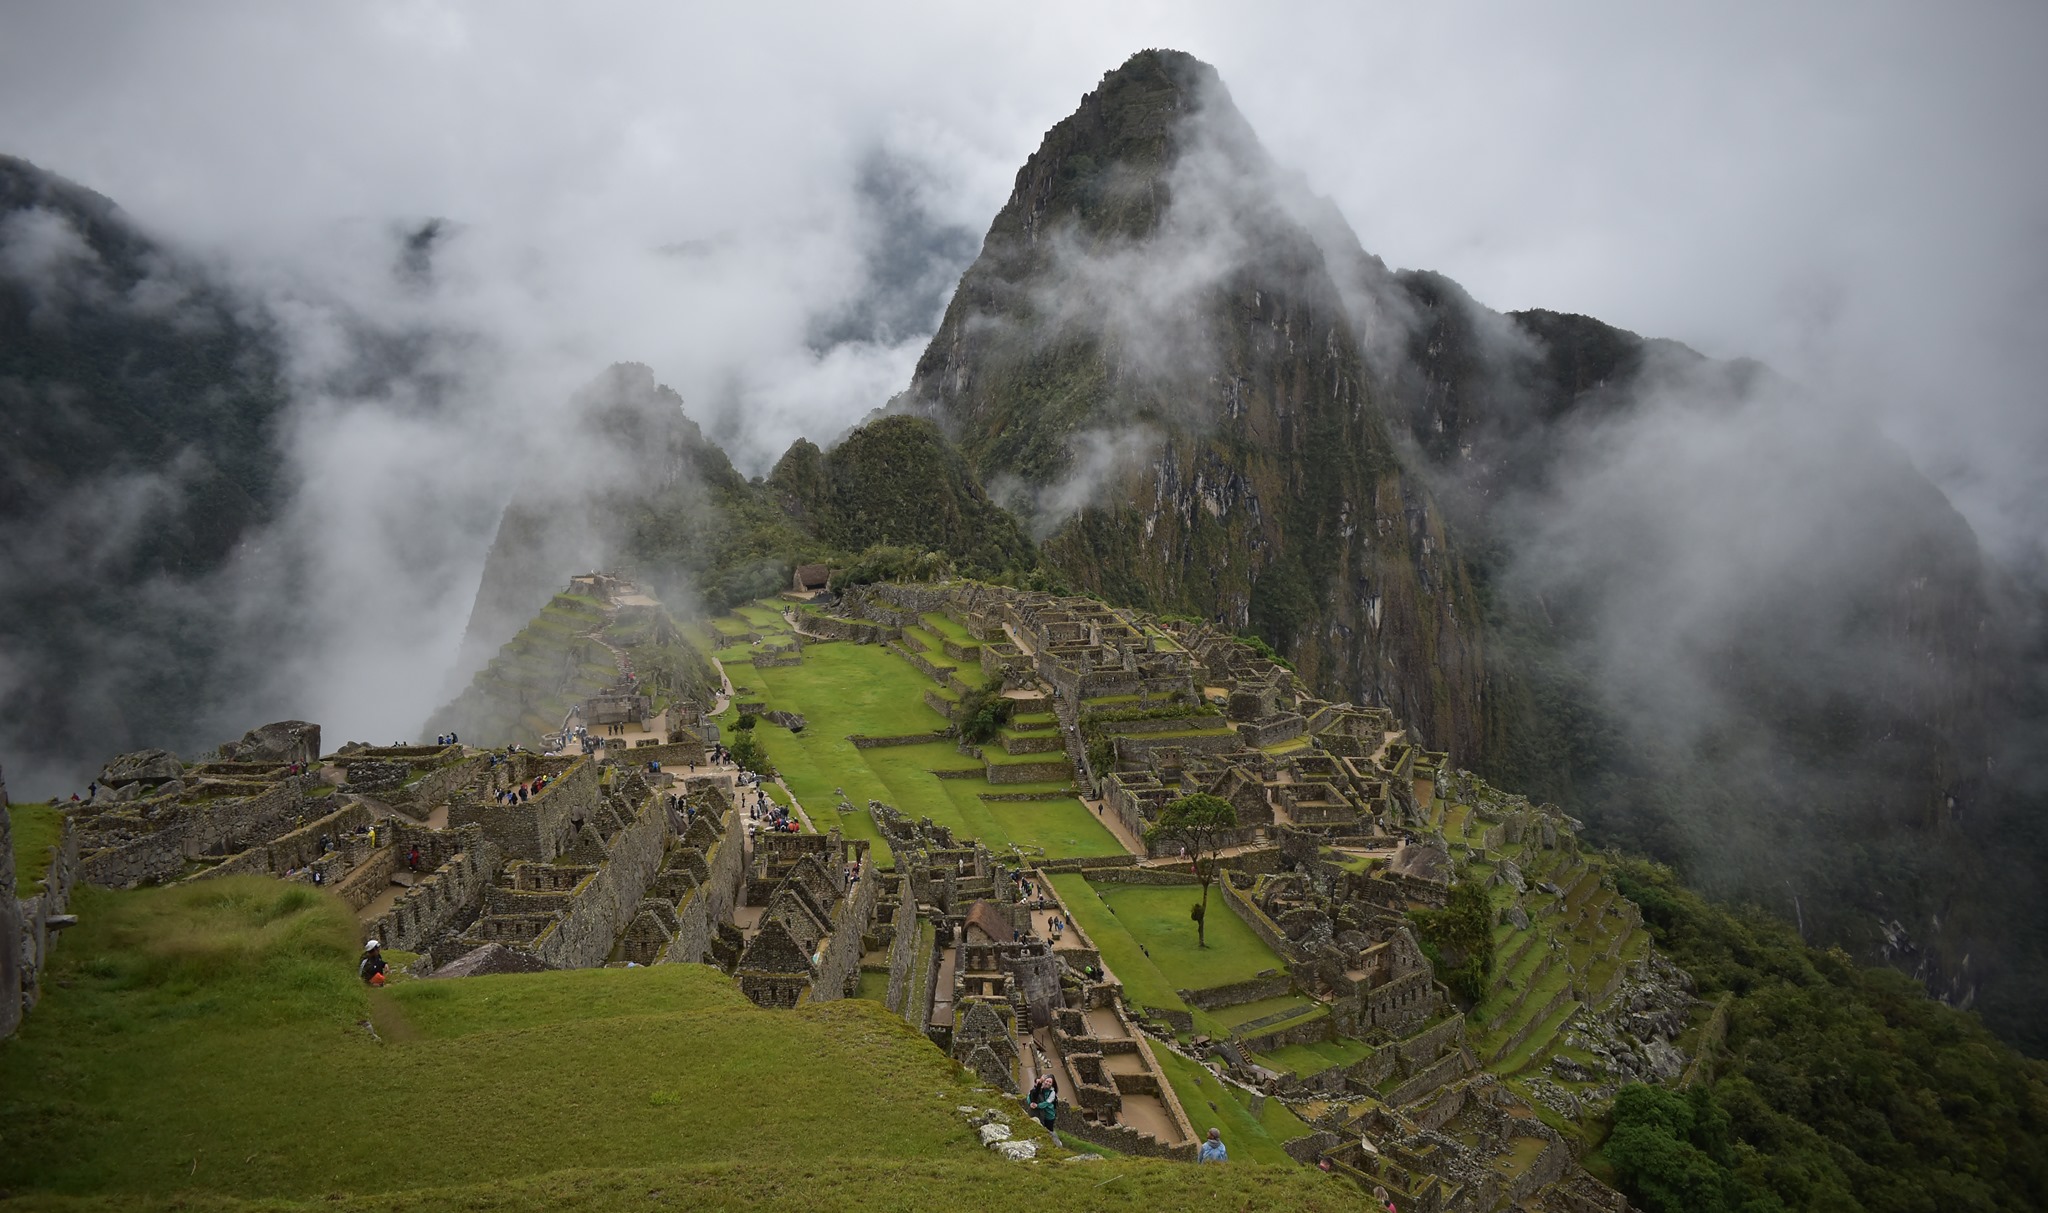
[1026,1075,1062,1146]
[1198,1128,1227,1162]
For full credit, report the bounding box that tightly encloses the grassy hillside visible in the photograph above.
[0,879,1367,1212]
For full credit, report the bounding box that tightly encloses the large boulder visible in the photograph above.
[100,749,183,786]
[218,721,321,766]
[429,943,559,979]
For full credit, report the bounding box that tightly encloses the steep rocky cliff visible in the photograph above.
[896,50,1491,759]
[893,49,2045,1048]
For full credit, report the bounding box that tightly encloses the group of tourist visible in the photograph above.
[748,798,799,835]
[496,773,552,805]
[433,732,461,746]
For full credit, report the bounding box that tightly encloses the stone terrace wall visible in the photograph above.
[368,843,502,954]
[660,805,746,965]
[189,801,372,883]
[883,874,920,1012]
[1219,877,1305,964]
[449,758,596,861]
[529,790,671,968]
[1181,973,1294,1011]
[81,779,310,888]
[9,812,81,1031]
[810,864,882,1003]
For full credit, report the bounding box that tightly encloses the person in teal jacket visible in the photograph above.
[1198,1128,1228,1162]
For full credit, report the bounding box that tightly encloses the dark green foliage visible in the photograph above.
[1609,859,2048,1212]
[837,543,955,588]
[726,729,772,777]
[1080,702,1217,726]
[1086,734,1116,776]
[1406,880,1494,1005]
[1605,1085,1749,1213]
[733,714,757,731]
[954,685,1016,745]
[1145,792,1238,947]
[769,415,1036,581]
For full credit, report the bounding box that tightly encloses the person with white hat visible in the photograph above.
[359,939,388,986]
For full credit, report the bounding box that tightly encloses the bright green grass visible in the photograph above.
[8,801,64,890]
[1154,1047,1314,1168]
[919,612,977,645]
[1044,874,1195,1026]
[1091,882,1287,993]
[1255,1037,1377,1076]
[0,881,1005,1201]
[0,1157,1373,1212]
[1208,994,1318,1031]
[0,880,1371,1213]
[722,631,1121,862]
[854,970,890,1001]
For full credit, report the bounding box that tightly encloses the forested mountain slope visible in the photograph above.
[0,155,291,792]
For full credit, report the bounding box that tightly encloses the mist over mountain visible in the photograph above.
[888,50,2048,1049]
[0,155,293,793]
[1,20,2045,1059]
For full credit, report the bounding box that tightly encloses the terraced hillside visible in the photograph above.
[429,580,718,747]
[697,599,1124,867]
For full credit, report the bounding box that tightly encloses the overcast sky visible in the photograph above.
[3,0,2046,749]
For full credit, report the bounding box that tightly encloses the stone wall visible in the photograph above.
[659,805,746,965]
[187,801,372,884]
[882,875,921,1014]
[0,805,17,1040]
[1218,877,1304,963]
[1087,867,1199,886]
[81,779,310,888]
[809,863,882,1003]
[367,844,502,953]
[849,731,952,749]
[528,789,670,967]
[7,811,81,1035]
[1181,973,1295,1011]
[449,757,596,861]
[984,758,1072,785]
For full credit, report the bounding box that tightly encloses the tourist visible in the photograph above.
[407,844,422,872]
[359,940,388,986]
[1026,1075,1061,1145]
[1373,1184,1396,1211]
[1198,1128,1227,1162]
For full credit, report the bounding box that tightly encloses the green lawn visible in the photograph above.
[0,879,1371,1213]
[919,612,977,646]
[1209,994,1319,1031]
[711,621,1123,863]
[8,801,64,890]
[1091,882,1287,993]
[1254,1037,1377,1076]
[1045,874,1193,1024]
[1153,1047,1315,1168]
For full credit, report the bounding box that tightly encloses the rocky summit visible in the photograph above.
[2,45,2045,1213]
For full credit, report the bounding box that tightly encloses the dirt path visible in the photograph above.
[366,988,420,1044]
[1084,797,1150,857]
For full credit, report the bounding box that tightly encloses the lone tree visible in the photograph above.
[1146,792,1239,947]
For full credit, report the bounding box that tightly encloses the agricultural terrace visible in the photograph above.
[703,601,1125,866]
